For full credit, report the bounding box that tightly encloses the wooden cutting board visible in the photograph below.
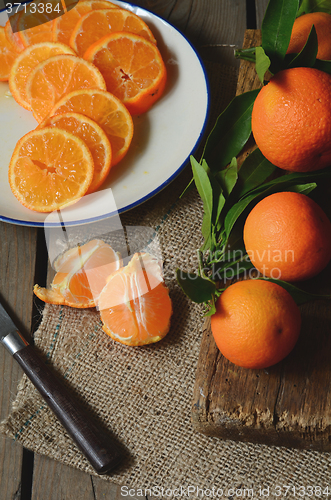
[192,30,331,452]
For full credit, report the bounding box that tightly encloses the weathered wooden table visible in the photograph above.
[0,1,268,498]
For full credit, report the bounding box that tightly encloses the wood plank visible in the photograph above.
[0,222,39,500]
[31,457,98,500]
[255,0,269,29]
[133,0,247,66]
[192,30,331,451]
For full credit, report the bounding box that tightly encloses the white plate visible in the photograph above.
[0,1,209,226]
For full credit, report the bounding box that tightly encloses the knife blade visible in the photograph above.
[0,301,122,475]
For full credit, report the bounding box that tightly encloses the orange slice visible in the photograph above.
[49,88,133,165]
[53,0,120,45]
[9,127,94,212]
[0,26,18,81]
[98,252,172,346]
[17,0,59,47]
[40,112,112,193]
[9,42,76,110]
[69,8,157,57]
[34,239,122,308]
[26,54,106,122]
[84,32,167,115]
[5,14,25,52]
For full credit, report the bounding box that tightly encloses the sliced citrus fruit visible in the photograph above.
[34,239,122,307]
[84,31,167,115]
[17,0,59,47]
[9,127,94,212]
[26,54,106,122]
[98,252,172,346]
[49,88,133,165]
[5,14,25,52]
[0,26,18,81]
[9,42,76,110]
[40,112,112,193]
[53,0,119,45]
[69,8,157,57]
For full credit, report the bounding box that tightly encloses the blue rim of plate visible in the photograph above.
[0,1,210,227]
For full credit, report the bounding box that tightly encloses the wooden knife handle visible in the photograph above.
[13,345,122,475]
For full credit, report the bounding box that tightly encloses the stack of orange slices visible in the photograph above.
[0,0,167,212]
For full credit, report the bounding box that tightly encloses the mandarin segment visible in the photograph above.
[98,252,172,346]
[49,88,133,165]
[26,54,106,122]
[69,8,157,57]
[9,127,94,212]
[40,112,112,193]
[211,280,301,370]
[84,31,167,115]
[9,42,76,110]
[34,239,122,307]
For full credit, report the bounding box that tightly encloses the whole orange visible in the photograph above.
[210,279,301,369]
[251,67,331,172]
[287,12,331,61]
[243,192,331,282]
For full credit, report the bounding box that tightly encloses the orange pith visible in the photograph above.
[9,42,76,110]
[251,67,331,172]
[40,112,112,193]
[53,0,120,45]
[243,192,331,282]
[0,26,18,81]
[69,8,157,56]
[287,12,331,61]
[84,31,167,115]
[48,88,133,165]
[98,253,172,346]
[34,239,122,307]
[9,127,94,212]
[26,54,106,122]
[210,279,301,369]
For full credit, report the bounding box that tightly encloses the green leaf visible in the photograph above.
[191,156,213,225]
[255,46,271,82]
[235,148,277,198]
[213,259,255,282]
[290,182,317,195]
[259,277,331,305]
[314,59,331,75]
[191,156,214,250]
[176,269,216,304]
[217,157,238,199]
[297,0,331,15]
[287,25,318,68]
[202,89,260,172]
[262,0,300,73]
[240,166,331,201]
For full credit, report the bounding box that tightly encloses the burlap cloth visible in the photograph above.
[2,62,331,495]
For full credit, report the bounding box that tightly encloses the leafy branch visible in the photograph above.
[177,0,331,313]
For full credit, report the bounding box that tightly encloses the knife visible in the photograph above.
[0,301,122,475]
